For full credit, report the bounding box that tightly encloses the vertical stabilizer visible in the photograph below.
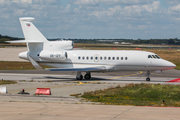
[19,17,48,42]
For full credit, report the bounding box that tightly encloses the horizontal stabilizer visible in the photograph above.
[46,66,106,72]
[6,40,43,43]
[20,17,35,22]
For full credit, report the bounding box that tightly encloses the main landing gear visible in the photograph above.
[146,71,151,81]
[76,72,91,80]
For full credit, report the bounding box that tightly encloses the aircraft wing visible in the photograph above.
[46,66,106,72]
[26,54,106,72]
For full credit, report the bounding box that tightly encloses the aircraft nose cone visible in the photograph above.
[171,62,176,69]
[165,61,176,70]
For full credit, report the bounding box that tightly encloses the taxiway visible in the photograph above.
[0,47,180,119]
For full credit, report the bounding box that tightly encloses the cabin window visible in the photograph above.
[95,57,98,60]
[117,57,119,60]
[125,57,128,60]
[112,57,115,60]
[78,56,81,60]
[100,57,102,60]
[121,57,123,60]
[91,56,93,60]
[86,56,89,60]
[104,57,107,60]
[108,57,111,60]
[82,56,85,60]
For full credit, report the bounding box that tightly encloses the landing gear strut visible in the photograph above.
[146,71,151,81]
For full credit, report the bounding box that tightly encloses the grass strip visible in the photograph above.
[81,83,180,107]
[0,80,17,85]
[0,61,35,70]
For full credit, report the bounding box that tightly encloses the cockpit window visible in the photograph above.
[155,55,161,59]
[152,55,156,58]
[148,55,161,59]
[148,55,152,58]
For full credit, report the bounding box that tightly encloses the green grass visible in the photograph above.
[81,84,180,107]
[0,80,17,85]
[0,61,35,70]
[175,63,180,70]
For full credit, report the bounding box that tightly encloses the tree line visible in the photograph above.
[1,34,180,45]
[54,38,180,45]
[0,34,23,44]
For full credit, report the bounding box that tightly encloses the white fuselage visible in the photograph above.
[37,50,175,72]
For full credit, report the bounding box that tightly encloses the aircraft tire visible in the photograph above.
[76,75,83,80]
[146,77,150,81]
[84,74,91,80]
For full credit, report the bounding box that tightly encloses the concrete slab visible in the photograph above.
[0,101,180,120]
[0,47,27,61]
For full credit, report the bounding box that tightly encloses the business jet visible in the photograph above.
[8,17,176,81]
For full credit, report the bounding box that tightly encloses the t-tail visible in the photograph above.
[7,17,73,69]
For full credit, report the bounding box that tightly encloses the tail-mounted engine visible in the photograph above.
[39,50,67,61]
[45,40,74,51]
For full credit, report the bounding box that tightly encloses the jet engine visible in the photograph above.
[18,40,73,61]
[39,50,67,61]
[45,40,74,51]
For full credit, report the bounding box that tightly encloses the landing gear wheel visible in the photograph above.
[84,74,91,80]
[146,77,150,81]
[145,71,151,81]
[76,75,83,80]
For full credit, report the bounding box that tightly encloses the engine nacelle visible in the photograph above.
[19,51,28,60]
[45,40,74,51]
[39,50,67,61]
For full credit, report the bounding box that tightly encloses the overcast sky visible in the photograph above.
[0,0,180,39]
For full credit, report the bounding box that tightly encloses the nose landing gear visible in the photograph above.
[146,71,151,81]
